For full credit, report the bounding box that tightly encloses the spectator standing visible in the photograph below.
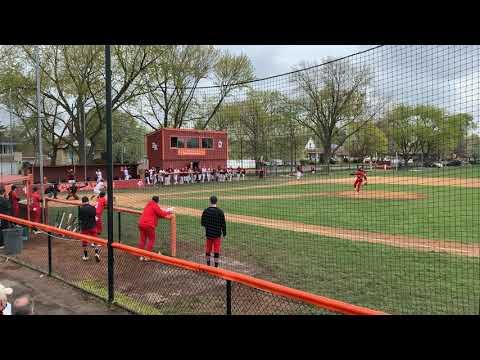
[201,195,226,268]
[78,196,100,262]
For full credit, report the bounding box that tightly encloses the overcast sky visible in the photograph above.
[217,45,377,78]
[2,45,479,134]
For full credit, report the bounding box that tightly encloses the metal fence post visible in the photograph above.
[105,45,114,304]
[47,232,52,276]
[226,280,232,315]
[118,212,121,243]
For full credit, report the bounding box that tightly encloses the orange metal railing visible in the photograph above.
[0,212,387,315]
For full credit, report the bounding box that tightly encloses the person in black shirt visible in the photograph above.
[0,187,11,249]
[78,196,100,262]
[66,181,87,201]
[45,182,59,199]
[201,195,226,267]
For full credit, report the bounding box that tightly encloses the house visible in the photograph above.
[0,141,22,175]
[304,138,347,162]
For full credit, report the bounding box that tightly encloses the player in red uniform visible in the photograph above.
[31,186,42,223]
[94,192,107,236]
[137,196,173,261]
[353,166,368,193]
[9,185,20,218]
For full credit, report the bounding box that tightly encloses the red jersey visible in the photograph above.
[355,169,367,181]
[138,200,170,228]
[95,197,107,218]
[9,191,19,208]
[31,192,41,209]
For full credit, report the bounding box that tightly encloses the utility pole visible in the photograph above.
[35,46,45,223]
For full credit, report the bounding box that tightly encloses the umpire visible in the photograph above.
[201,195,226,267]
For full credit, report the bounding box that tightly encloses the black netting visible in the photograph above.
[3,45,480,315]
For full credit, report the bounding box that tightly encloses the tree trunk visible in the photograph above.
[323,141,332,174]
[50,147,58,166]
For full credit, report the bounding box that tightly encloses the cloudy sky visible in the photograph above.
[217,45,378,78]
[2,45,479,133]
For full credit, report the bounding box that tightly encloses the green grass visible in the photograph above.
[157,183,480,245]
[49,167,480,314]
[76,279,163,314]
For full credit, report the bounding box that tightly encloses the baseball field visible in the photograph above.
[48,166,480,314]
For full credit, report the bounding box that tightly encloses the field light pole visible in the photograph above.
[35,46,45,223]
[105,45,114,303]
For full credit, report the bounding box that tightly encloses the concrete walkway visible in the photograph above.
[0,258,129,315]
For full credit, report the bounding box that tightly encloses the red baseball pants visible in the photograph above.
[138,224,156,252]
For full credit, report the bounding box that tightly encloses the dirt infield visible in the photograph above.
[112,193,479,258]
[173,190,426,201]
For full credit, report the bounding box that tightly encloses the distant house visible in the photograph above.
[304,138,346,162]
[0,141,22,175]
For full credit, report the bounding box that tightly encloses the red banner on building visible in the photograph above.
[178,148,206,156]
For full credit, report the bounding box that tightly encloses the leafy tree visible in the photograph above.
[123,46,254,130]
[0,45,157,165]
[290,58,385,166]
[344,122,388,159]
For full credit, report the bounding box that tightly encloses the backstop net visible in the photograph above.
[116,45,480,315]
[1,45,479,315]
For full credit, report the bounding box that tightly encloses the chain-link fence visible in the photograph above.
[1,45,479,314]
[1,211,377,314]
[114,46,480,315]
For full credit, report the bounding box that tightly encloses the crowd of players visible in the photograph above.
[143,165,247,186]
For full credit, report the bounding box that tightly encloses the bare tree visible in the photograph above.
[123,46,254,130]
[290,59,385,167]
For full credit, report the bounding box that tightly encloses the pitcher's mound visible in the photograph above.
[334,190,426,200]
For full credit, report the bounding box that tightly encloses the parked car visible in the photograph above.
[446,160,463,167]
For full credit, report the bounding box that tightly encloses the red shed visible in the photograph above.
[145,128,228,170]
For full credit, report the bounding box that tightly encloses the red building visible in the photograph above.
[145,128,228,170]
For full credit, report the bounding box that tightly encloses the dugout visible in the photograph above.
[145,128,228,170]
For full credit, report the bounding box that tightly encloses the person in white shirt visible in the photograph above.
[149,168,154,185]
[0,283,13,315]
[124,167,130,180]
[96,169,103,183]
[91,179,106,200]
[173,169,179,185]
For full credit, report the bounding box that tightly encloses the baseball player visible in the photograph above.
[78,196,100,262]
[31,186,42,225]
[66,181,87,201]
[94,192,107,236]
[201,195,226,268]
[295,165,303,180]
[9,185,20,218]
[352,166,368,193]
[95,169,103,183]
[91,179,106,200]
[66,168,76,184]
[137,196,174,261]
